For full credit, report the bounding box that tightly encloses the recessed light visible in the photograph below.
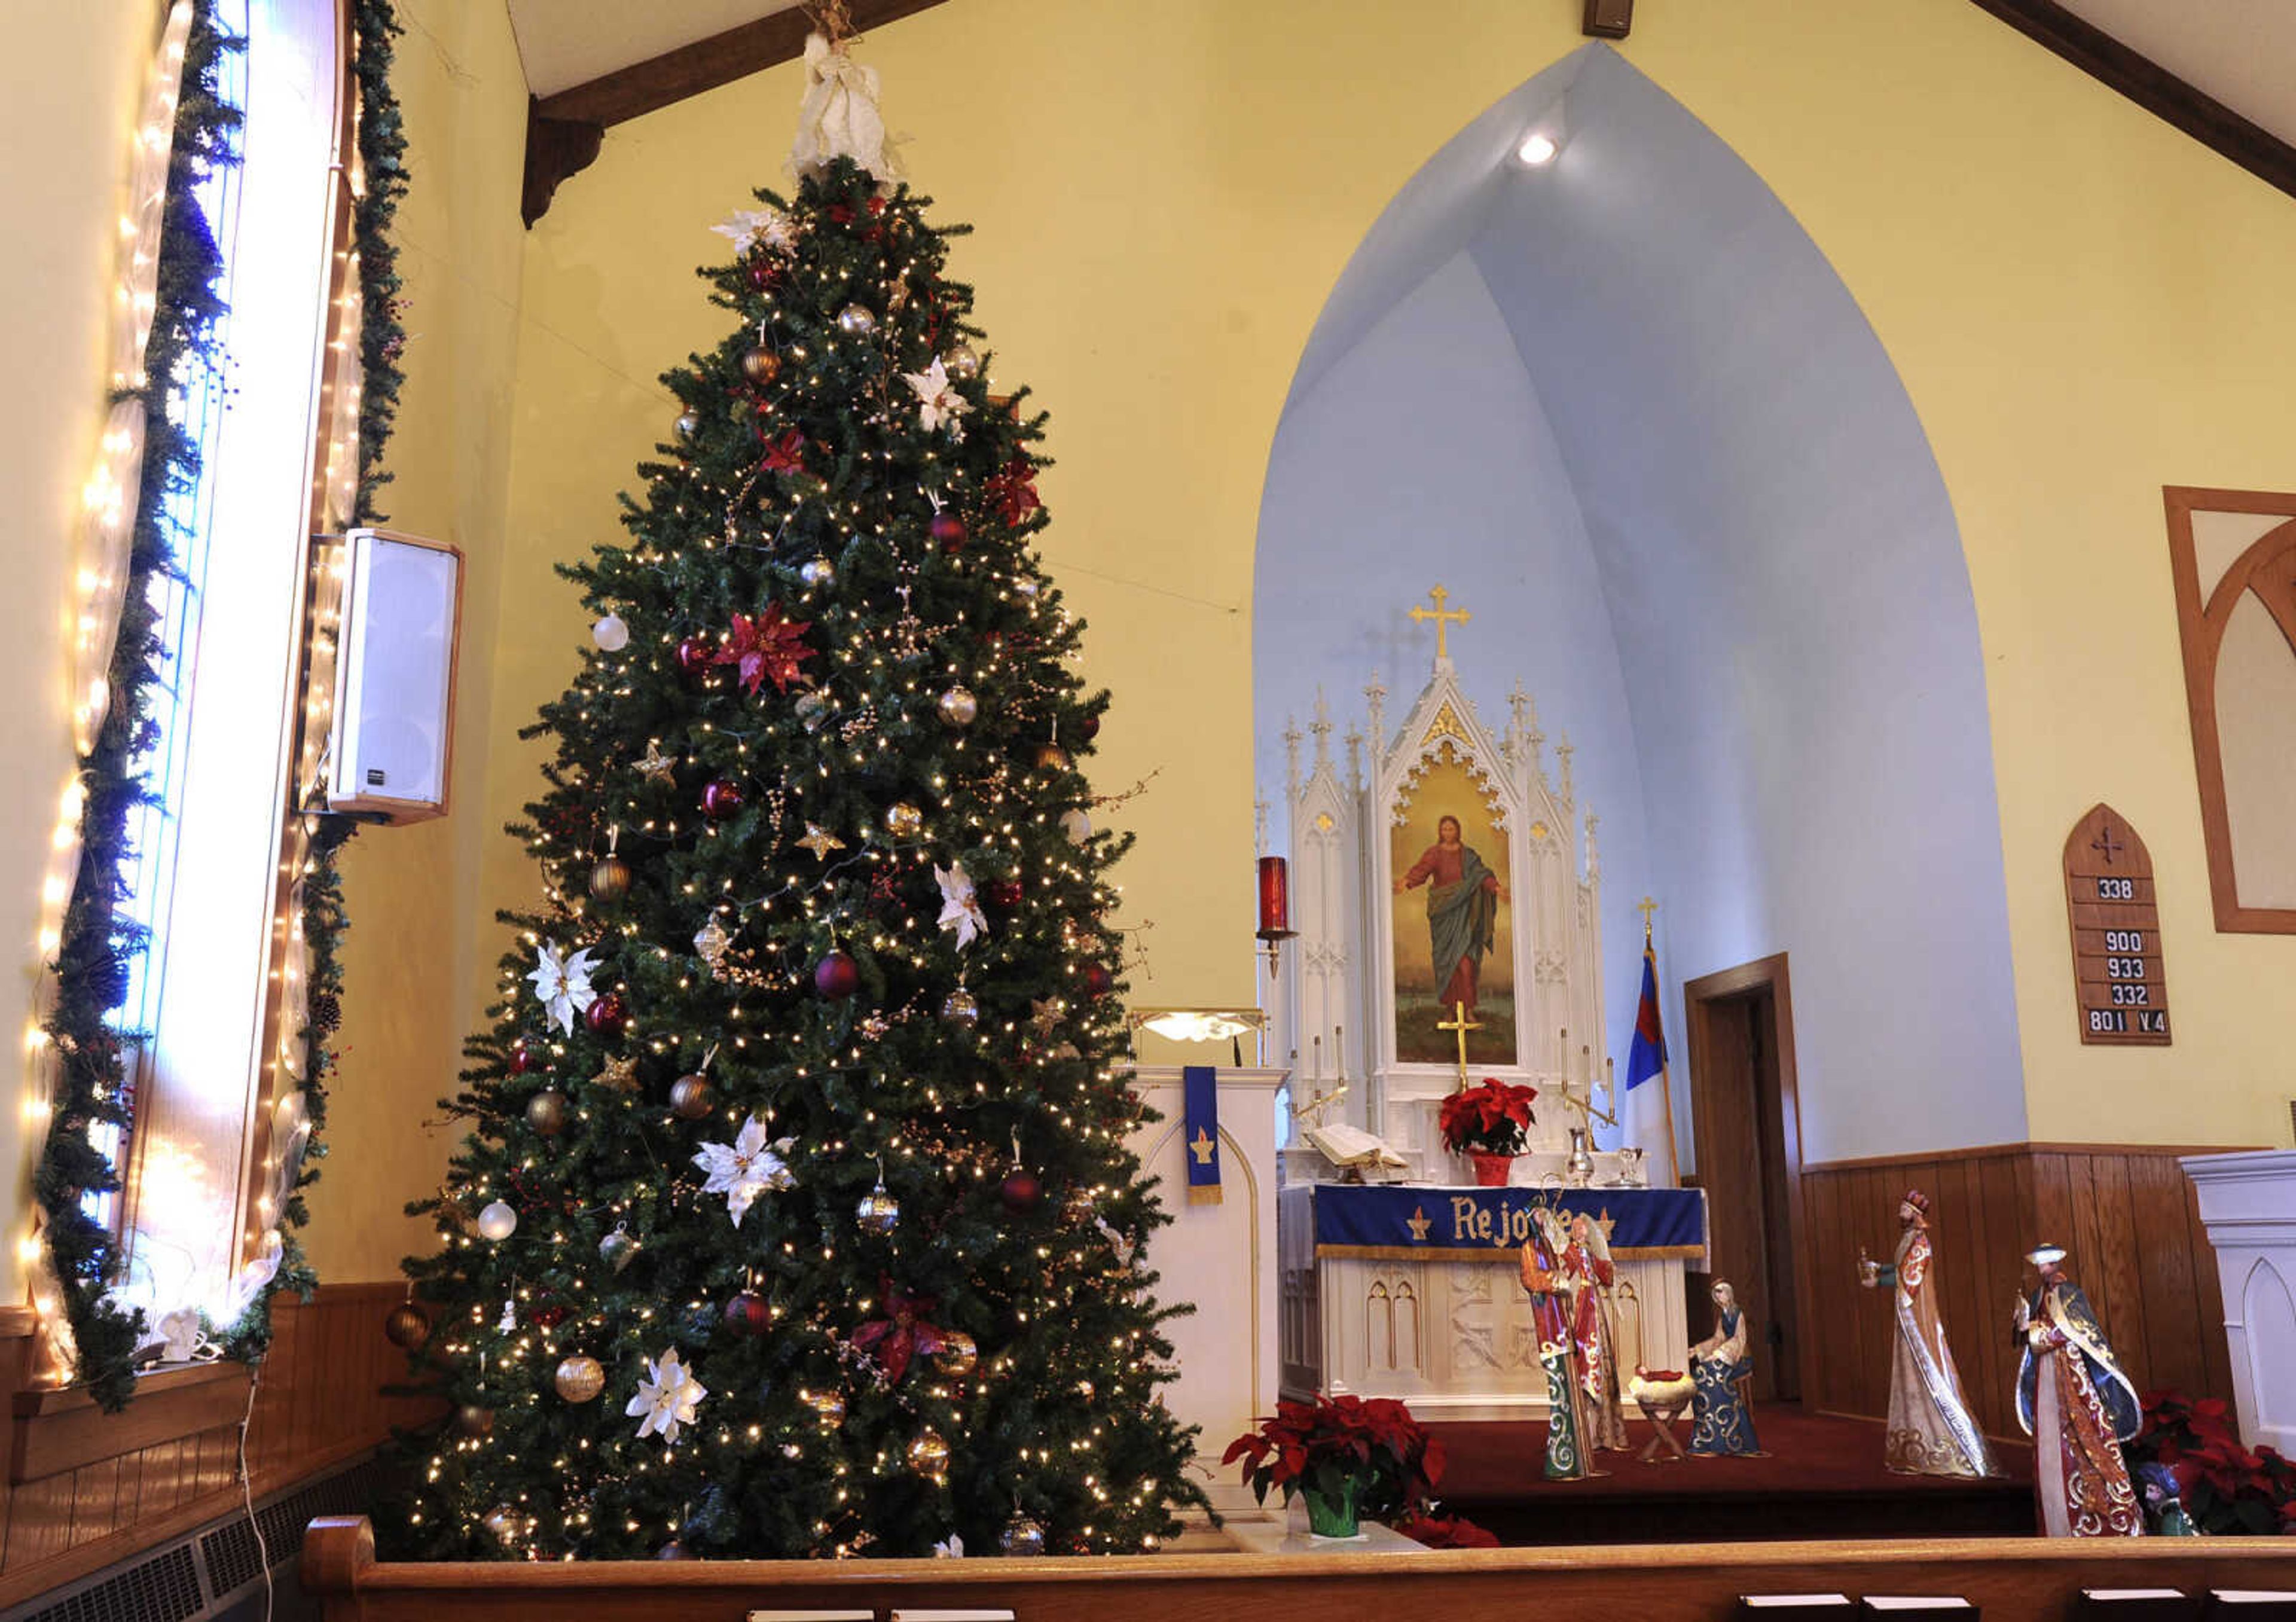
[1517,132,1559,166]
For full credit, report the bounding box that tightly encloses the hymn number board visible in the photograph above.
[2063,804,2171,1045]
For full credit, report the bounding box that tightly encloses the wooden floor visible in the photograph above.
[1431,1404,2038,1543]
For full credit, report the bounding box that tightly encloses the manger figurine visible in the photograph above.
[1687,1280,1763,1456]
[1857,1188,1997,1478]
[2015,1243,2144,1538]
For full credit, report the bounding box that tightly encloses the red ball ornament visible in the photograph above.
[722,1291,771,1337]
[702,779,746,819]
[1081,962,1114,998]
[1076,711,1101,742]
[985,877,1024,912]
[674,635,716,680]
[533,1303,569,1330]
[929,511,966,554]
[814,950,860,999]
[508,1045,538,1076]
[585,993,628,1038]
[1000,1169,1044,1214]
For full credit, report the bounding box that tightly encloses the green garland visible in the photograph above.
[220,0,411,1362]
[37,0,243,1413]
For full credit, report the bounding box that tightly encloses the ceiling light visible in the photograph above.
[1517,131,1559,167]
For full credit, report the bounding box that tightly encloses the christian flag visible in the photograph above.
[1625,932,1680,1187]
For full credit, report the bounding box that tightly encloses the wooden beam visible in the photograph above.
[534,0,954,130]
[1967,0,2296,204]
[519,0,955,227]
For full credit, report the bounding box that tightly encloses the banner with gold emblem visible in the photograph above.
[1183,1064,1221,1205]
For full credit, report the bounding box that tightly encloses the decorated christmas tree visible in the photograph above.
[387,29,1203,1560]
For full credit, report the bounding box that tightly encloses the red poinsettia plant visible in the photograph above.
[2126,1389,2296,1535]
[1222,1393,1445,1522]
[1438,1078,1538,1157]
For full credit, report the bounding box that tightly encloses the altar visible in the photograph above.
[1278,1183,1706,1420]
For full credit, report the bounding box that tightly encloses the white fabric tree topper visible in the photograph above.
[787,32,905,184]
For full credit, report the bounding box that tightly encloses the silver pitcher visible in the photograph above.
[1564,1127,1596,1188]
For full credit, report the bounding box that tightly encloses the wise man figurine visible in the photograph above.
[1521,1209,1598,1480]
[1857,1189,1996,1478]
[2015,1243,2144,1538]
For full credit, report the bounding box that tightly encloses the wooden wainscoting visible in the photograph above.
[1798,1144,2240,1440]
[0,1279,430,1611]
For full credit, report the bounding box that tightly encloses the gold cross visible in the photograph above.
[1437,999,1481,1087]
[1636,895,1657,938]
[1189,1128,1217,1166]
[1409,585,1471,660]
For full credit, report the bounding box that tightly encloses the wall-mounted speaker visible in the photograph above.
[325,528,463,824]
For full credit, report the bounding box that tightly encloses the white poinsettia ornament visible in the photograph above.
[903,358,970,434]
[627,1347,706,1445]
[935,861,986,951]
[692,1114,796,1228]
[711,205,795,257]
[527,939,600,1035]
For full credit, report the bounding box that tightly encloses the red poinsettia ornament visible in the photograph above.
[760,428,809,474]
[1437,1077,1538,1157]
[712,605,816,697]
[986,456,1042,528]
[851,1276,950,1384]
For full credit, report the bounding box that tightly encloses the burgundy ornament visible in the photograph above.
[701,779,746,819]
[814,949,860,1000]
[1000,1169,1044,1215]
[1081,962,1114,999]
[1076,711,1101,742]
[508,1044,539,1076]
[675,635,716,680]
[929,511,966,554]
[533,1303,569,1330]
[585,993,628,1038]
[985,877,1024,913]
[722,1290,771,1337]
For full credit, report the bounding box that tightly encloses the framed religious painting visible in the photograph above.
[1388,754,1516,1068]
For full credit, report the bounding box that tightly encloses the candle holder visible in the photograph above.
[1256,855,1297,974]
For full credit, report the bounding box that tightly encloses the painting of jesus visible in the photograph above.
[1390,760,1515,1066]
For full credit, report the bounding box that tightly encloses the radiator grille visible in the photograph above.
[17,1544,201,1622]
[200,1458,380,1597]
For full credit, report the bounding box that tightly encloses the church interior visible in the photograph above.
[1,1,2294,1617]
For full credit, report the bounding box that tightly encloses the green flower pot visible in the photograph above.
[1300,1477,1361,1539]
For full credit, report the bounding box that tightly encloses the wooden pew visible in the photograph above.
[303,1516,2296,1622]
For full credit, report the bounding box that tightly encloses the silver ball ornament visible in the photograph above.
[836,303,878,337]
[599,1225,639,1273]
[799,554,836,590]
[477,1200,518,1241]
[941,987,980,1028]
[592,614,630,653]
[999,1514,1048,1557]
[673,410,700,442]
[935,685,978,728]
[482,1504,523,1546]
[1060,808,1092,846]
[856,1178,901,1236]
[944,342,981,381]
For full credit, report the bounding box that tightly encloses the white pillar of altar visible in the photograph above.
[1124,1065,1286,1513]
[2181,1150,2296,1455]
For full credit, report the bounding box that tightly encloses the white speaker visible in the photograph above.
[325,527,463,824]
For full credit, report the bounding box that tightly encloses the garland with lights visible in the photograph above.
[219,0,411,1362]
[33,0,243,1412]
[386,33,1204,1559]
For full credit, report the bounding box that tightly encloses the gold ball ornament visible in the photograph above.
[935,685,978,728]
[1035,744,1071,772]
[669,1074,715,1120]
[944,342,981,381]
[383,1301,432,1350]
[554,1354,606,1404]
[884,801,924,840]
[1061,1184,1097,1224]
[932,1330,978,1378]
[588,855,632,900]
[525,1089,568,1136]
[999,1513,1048,1557]
[908,1428,951,1481]
[740,345,781,386]
[941,987,980,1028]
[803,1388,847,1428]
[856,1178,900,1236]
[481,1504,523,1546]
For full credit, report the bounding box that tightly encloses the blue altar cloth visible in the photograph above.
[1309,1184,1706,1261]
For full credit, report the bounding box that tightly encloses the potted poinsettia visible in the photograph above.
[1439,1077,1538,1185]
[1222,1392,1445,1539]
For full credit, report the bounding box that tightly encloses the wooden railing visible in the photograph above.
[304,1516,2296,1622]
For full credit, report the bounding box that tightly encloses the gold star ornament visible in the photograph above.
[634,741,676,783]
[797,824,846,860]
[592,1054,639,1093]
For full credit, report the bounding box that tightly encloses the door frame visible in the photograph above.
[1682,952,1815,1407]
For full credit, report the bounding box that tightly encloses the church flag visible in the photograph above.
[1624,931,1680,1187]
[1183,1064,1222,1205]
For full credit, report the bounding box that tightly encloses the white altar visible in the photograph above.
[1265,589,1700,1420]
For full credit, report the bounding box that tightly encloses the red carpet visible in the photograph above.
[1430,1404,2035,1544]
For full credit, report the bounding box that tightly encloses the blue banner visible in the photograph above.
[1183,1064,1221,1205]
[1312,1184,1705,1260]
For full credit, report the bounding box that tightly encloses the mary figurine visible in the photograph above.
[1687,1280,1763,1456]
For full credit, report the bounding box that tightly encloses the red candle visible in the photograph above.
[1257,856,1293,938]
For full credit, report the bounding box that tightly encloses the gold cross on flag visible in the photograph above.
[1409,584,1471,660]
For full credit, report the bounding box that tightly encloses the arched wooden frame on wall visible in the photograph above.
[2164,486,2296,934]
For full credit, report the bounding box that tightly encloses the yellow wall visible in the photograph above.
[483,0,2294,1175]
[296,0,532,1282]
[0,8,175,1304]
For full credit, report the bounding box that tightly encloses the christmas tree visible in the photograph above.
[387,32,1204,1561]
